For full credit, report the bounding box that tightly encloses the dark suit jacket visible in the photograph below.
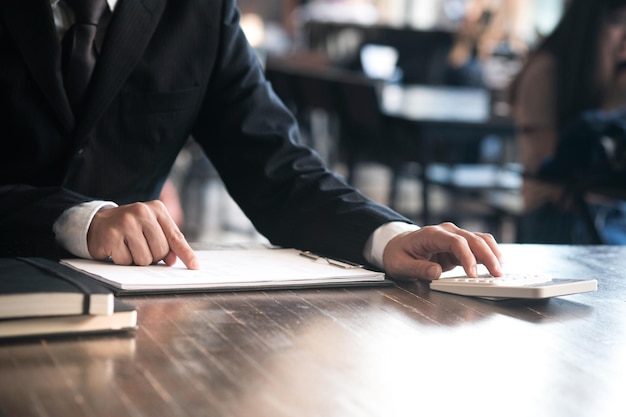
[0,0,409,263]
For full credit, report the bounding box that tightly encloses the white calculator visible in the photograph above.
[430,272,598,299]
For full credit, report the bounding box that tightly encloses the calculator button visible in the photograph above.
[436,273,552,286]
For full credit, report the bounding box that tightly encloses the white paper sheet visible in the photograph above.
[61,249,385,292]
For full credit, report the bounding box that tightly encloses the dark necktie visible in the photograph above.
[62,0,108,113]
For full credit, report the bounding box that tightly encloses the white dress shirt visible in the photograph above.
[50,0,419,266]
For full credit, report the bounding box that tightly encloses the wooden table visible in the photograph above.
[2,244,626,417]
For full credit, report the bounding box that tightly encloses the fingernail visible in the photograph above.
[471,264,478,277]
[190,258,200,270]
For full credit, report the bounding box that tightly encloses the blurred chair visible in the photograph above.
[422,128,522,240]
[379,81,521,238]
[265,60,418,210]
[332,72,418,208]
[295,69,342,164]
[265,58,340,165]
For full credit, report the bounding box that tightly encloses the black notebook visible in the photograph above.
[0,257,114,319]
[0,298,137,339]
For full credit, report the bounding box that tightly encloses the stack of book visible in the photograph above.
[0,257,137,340]
[1,247,390,339]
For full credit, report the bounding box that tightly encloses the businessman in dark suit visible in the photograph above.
[0,0,502,281]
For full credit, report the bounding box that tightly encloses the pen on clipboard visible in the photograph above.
[299,251,363,269]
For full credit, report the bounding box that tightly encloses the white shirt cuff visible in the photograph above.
[363,222,421,269]
[53,200,118,258]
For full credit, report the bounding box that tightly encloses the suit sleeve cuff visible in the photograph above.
[363,222,421,269]
[53,200,118,259]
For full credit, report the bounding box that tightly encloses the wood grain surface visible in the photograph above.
[1,244,625,417]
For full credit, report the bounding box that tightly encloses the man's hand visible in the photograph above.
[382,222,503,281]
[87,201,199,269]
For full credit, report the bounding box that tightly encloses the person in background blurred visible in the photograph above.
[510,0,626,244]
[444,2,492,87]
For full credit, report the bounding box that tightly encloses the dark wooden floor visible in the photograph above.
[1,244,626,417]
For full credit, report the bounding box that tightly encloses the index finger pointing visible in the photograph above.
[157,212,199,270]
[447,230,503,278]
[474,232,504,276]
[425,227,501,278]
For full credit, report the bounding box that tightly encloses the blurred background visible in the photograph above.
[164,0,569,246]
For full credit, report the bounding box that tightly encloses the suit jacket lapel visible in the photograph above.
[0,0,74,131]
[78,0,166,135]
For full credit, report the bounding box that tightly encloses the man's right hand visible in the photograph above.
[382,222,503,281]
[87,201,199,269]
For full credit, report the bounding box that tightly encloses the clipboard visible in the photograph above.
[61,248,393,294]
